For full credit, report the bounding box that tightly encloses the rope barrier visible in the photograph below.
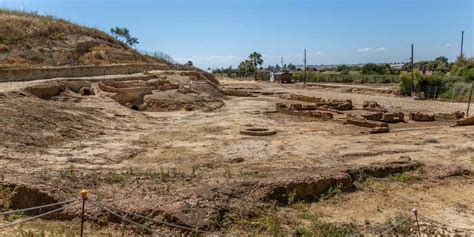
[377,216,411,235]
[0,199,77,216]
[0,200,80,230]
[418,215,474,232]
[0,189,470,236]
[89,199,207,234]
[87,199,160,235]
[90,199,206,234]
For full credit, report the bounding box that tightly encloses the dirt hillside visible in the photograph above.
[0,9,166,67]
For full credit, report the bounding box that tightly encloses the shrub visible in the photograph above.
[399,72,412,95]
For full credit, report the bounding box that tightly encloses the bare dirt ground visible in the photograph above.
[0,76,473,236]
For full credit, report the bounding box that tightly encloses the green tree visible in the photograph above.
[451,57,474,80]
[360,63,391,74]
[238,60,255,77]
[110,27,139,47]
[288,63,296,71]
[248,52,263,79]
[435,56,448,64]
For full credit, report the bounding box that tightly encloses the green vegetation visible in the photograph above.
[221,210,359,236]
[398,57,473,101]
[321,184,343,200]
[389,174,420,184]
[293,71,400,83]
[110,27,139,47]
[237,52,264,78]
[361,63,392,74]
[403,56,449,73]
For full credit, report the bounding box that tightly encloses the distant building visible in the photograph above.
[270,72,293,83]
[389,63,405,72]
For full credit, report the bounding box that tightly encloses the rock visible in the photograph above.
[281,94,352,110]
[346,117,389,128]
[222,89,254,97]
[369,126,390,134]
[228,157,245,163]
[79,87,94,96]
[410,112,435,121]
[61,81,92,93]
[435,111,465,121]
[455,116,474,126]
[361,112,383,121]
[276,103,334,120]
[411,91,426,100]
[382,112,405,123]
[363,101,387,112]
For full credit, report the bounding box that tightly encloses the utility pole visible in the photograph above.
[411,44,414,93]
[467,83,473,117]
[460,31,464,59]
[304,49,307,84]
[281,57,284,71]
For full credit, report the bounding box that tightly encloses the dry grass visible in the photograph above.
[0,9,167,66]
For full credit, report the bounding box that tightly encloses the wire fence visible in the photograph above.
[138,50,179,65]
[1,192,473,236]
[0,192,208,236]
[421,84,473,102]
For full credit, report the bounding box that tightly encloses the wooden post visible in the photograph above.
[304,49,307,84]
[411,44,414,93]
[467,83,473,117]
[460,31,464,59]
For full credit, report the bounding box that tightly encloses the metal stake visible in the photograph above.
[80,190,89,237]
[412,208,421,237]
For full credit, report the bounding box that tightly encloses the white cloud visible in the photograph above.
[445,43,456,47]
[308,51,324,56]
[356,47,385,52]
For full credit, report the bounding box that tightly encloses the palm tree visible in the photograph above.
[248,52,263,80]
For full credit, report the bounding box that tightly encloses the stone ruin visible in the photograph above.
[95,71,224,111]
[274,94,470,132]
[276,102,334,120]
[409,112,435,122]
[360,111,405,123]
[280,94,353,111]
[221,88,255,97]
[456,116,474,126]
[363,101,387,112]
[25,80,94,100]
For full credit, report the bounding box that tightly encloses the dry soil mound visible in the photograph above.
[0,9,165,67]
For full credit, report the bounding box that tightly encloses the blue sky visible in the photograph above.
[0,0,472,69]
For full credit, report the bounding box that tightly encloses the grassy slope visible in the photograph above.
[0,9,168,67]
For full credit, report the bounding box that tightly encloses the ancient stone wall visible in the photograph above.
[0,63,171,82]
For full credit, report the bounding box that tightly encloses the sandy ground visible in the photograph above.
[0,77,473,235]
